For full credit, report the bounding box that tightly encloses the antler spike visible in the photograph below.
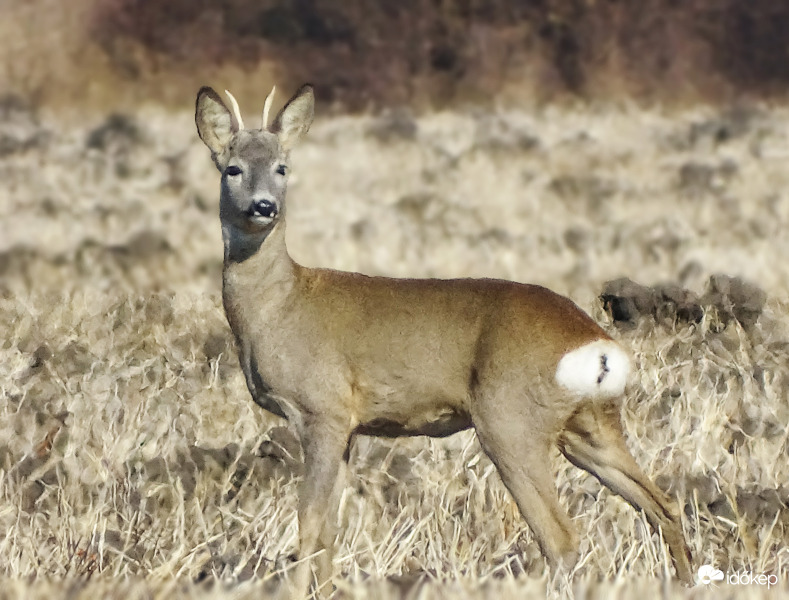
[224,90,244,130]
[262,86,276,129]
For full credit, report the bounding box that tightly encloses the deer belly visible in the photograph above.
[354,406,472,438]
[351,374,472,437]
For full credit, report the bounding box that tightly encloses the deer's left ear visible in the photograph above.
[196,87,239,156]
[270,84,314,151]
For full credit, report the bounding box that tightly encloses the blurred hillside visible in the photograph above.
[4,0,789,114]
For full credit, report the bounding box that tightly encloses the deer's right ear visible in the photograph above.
[195,87,239,156]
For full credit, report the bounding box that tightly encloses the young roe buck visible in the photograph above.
[195,84,693,592]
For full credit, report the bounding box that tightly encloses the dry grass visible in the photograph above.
[1,95,788,598]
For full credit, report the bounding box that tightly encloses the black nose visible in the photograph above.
[251,199,278,218]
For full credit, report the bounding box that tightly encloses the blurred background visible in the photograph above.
[4,0,789,299]
[5,0,789,114]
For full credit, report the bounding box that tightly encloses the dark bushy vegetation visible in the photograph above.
[92,0,789,109]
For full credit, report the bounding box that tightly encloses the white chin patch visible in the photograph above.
[250,215,275,227]
[555,339,631,399]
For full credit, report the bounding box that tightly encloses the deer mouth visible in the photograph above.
[248,199,279,224]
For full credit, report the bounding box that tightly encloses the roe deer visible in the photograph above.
[195,84,693,594]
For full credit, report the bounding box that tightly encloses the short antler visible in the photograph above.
[262,86,276,130]
[224,90,244,130]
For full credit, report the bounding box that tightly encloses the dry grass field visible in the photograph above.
[1,91,789,599]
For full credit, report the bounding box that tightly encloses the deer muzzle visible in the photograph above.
[250,199,278,219]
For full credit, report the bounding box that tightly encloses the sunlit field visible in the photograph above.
[1,94,788,598]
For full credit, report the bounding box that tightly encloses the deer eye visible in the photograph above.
[275,164,287,176]
[226,165,243,177]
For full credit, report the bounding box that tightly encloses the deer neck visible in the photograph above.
[222,220,298,313]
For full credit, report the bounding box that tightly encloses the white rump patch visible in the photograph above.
[555,339,631,398]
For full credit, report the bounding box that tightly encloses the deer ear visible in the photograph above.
[270,84,314,151]
[195,87,239,156]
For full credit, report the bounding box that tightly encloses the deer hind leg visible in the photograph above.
[472,400,579,572]
[558,402,693,584]
[290,417,350,599]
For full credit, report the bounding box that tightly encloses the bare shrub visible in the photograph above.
[83,0,789,110]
